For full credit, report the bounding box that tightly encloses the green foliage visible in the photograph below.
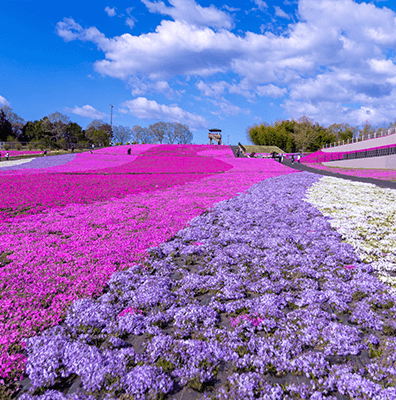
[0,110,13,142]
[248,116,352,152]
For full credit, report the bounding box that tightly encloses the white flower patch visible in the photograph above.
[305,176,396,292]
[0,157,34,168]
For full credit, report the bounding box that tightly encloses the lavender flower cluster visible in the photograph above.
[20,172,396,399]
[0,154,76,173]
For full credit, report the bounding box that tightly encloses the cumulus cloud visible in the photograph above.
[141,0,233,29]
[128,77,176,99]
[105,6,116,17]
[121,97,207,129]
[256,84,287,98]
[56,0,396,125]
[0,95,10,107]
[66,105,107,119]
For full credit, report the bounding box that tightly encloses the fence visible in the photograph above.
[314,144,396,163]
[323,127,396,149]
[0,141,93,150]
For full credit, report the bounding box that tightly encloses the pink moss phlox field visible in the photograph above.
[0,145,297,383]
[0,145,232,222]
[0,150,43,158]
[301,143,396,163]
[306,163,396,181]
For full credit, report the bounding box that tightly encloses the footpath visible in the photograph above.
[282,158,396,190]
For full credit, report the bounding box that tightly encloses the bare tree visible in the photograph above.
[132,125,154,144]
[149,121,168,144]
[358,120,376,140]
[172,122,193,144]
[112,125,132,144]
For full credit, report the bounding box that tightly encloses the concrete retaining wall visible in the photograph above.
[322,154,396,169]
[322,133,396,153]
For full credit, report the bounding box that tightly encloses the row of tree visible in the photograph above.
[0,106,193,149]
[247,116,396,152]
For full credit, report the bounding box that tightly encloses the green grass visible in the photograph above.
[243,145,285,154]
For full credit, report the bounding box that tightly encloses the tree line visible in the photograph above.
[0,106,193,149]
[247,116,396,152]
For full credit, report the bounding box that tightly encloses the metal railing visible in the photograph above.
[323,127,396,149]
[314,144,396,163]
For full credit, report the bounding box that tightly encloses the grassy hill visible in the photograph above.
[243,145,285,154]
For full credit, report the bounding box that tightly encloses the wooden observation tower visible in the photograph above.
[208,129,222,145]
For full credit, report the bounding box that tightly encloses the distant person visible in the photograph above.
[127,148,131,155]
[71,146,75,153]
[291,155,295,164]
[92,144,95,150]
[297,154,301,163]
[44,150,47,157]
[236,148,240,158]
[5,152,9,161]
[280,154,284,163]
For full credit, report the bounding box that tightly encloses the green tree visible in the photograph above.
[85,120,112,146]
[87,129,111,147]
[64,122,84,147]
[0,110,13,141]
[42,112,71,142]
[0,106,25,138]
[22,120,43,141]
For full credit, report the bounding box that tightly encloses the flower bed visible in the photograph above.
[306,176,396,293]
[18,172,396,399]
[0,150,43,158]
[305,163,396,181]
[301,143,396,163]
[0,145,297,393]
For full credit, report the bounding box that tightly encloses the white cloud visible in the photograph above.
[209,98,250,117]
[141,0,233,29]
[222,5,240,12]
[256,84,287,98]
[126,18,135,29]
[128,77,176,99]
[251,0,268,11]
[121,97,207,129]
[0,95,10,107]
[105,6,116,17]
[196,81,228,97]
[57,0,396,126]
[274,6,290,19]
[66,105,107,119]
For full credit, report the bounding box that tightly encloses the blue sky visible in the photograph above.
[1,0,396,144]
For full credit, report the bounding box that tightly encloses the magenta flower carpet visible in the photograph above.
[304,163,396,182]
[0,145,296,395]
